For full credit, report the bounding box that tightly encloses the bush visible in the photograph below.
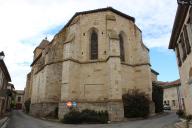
[62,109,82,124]
[152,83,164,113]
[176,109,185,118]
[24,99,31,113]
[122,88,150,118]
[62,109,109,124]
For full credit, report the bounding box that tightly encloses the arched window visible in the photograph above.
[90,30,98,60]
[119,34,125,62]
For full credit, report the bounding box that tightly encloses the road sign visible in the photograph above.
[72,102,77,107]
[66,101,72,107]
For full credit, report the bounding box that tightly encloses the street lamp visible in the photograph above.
[177,0,192,5]
[0,51,5,60]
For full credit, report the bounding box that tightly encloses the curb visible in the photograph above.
[0,117,9,128]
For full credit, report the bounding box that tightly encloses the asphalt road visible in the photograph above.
[6,110,178,128]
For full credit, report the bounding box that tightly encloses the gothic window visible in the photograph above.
[90,30,98,60]
[183,25,191,54]
[119,34,125,62]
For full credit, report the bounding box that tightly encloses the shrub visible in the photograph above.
[24,99,31,113]
[62,109,82,124]
[152,83,164,113]
[176,109,185,118]
[122,88,150,118]
[62,109,109,124]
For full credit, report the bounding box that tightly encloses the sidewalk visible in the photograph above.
[0,117,9,128]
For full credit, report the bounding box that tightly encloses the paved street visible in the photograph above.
[7,110,178,128]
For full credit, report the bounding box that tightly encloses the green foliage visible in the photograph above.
[62,109,109,124]
[122,89,150,118]
[176,109,185,118]
[24,99,31,113]
[152,83,164,113]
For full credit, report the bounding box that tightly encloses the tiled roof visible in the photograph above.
[158,79,180,88]
[169,5,189,49]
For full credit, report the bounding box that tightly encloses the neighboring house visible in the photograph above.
[0,51,11,116]
[158,79,184,111]
[15,90,24,109]
[26,7,157,121]
[169,3,192,115]
[24,72,32,103]
[6,83,15,111]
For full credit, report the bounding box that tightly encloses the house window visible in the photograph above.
[189,68,192,85]
[180,34,187,61]
[172,100,176,106]
[18,96,21,102]
[167,100,170,105]
[90,30,98,60]
[183,25,191,54]
[119,34,125,62]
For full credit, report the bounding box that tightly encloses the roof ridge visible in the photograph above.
[56,7,135,38]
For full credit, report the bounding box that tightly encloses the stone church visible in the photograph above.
[25,7,157,121]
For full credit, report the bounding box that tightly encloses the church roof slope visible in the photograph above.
[58,7,135,35]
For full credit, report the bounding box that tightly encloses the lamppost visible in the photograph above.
[177,0,192,5]
[0,51,5,60]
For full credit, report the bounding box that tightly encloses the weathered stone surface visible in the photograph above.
[30,103,58,117]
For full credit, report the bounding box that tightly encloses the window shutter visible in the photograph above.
[180,33,187,61]
[176,44,182,67]
[183,25,191,54]
[190,8,192,24]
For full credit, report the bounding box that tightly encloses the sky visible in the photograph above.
[0,0,179,90]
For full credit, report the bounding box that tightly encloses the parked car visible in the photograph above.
[163,104,171,110]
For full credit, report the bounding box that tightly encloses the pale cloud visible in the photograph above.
[0,0,177,89]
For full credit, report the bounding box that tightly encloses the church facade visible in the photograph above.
[27,7,155,121]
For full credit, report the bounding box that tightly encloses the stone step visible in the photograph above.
[175,122,186,128]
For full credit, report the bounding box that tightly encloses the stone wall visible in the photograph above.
[30,103,58,117]
[179,52,192,114]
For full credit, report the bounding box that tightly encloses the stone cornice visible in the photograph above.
[34,56,151,74]
[60,99,123,103]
